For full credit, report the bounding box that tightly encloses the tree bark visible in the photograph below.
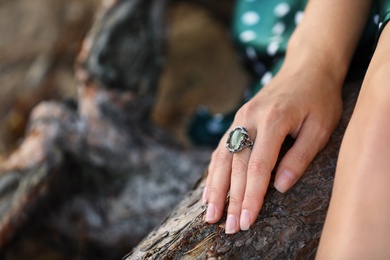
[127,83,360,259]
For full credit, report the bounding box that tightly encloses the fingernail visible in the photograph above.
[225,214,237,234]
[240,209,251,231]
[205,203,215,222]
[274,169,295,193]
[202,187,210,203]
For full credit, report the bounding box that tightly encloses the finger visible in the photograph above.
[205,145,233,224]
[274,121,330,193]
[240,126,287,231]
[226,147,251,234]
[203,150,217,203]
[203,132,230,203]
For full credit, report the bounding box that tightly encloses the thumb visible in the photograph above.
[274,123,330,192]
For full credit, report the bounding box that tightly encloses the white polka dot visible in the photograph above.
[270,35,283,42]
[242,11,260,25]
[379,22,383,29]
[261,72,273,86]
[246,47,257,60]
[272,22,286,35]
[373,14,380,25]
[295,11,304,25]
[267,41,280,56]
[274,3,290,17]
[240,30,257,42]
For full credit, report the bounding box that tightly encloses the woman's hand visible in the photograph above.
[202,0,372,235]
[203,60,343,234]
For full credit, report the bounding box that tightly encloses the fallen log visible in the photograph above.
[127,83,360,259]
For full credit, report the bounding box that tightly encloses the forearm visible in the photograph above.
[284,0,372,85]
[317,24,390,259]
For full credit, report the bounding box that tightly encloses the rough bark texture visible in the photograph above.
[127,83,360,259]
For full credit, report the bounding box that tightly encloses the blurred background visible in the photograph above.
[0,0,252,156]
[0,0,100,157]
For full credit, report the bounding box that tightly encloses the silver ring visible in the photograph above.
[226,126,254,153]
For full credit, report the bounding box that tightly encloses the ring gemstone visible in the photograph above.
[230,129,244,150]
[226,126,253,153]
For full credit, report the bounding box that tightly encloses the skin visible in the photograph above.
[317,23,390,258]
[203,0,373,234]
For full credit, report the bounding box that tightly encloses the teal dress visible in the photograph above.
[189,0,390,146]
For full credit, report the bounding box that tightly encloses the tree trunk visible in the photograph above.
[127,83,359,259]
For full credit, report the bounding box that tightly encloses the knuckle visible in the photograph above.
[244,191,264,205]
[240,100,283,119]
[209,186,224,199]
[258,104,291,137]
[292,149,311,166]
[247,158,266,174]
[231,158,248,176]
[214,150,230,167]
[216,150,229,162]
[228,196,241,208]
[316,125,331,144]
[237,102,256,120]
[263,103,286,125]
[231,167,246,178]
[310,119,332,142]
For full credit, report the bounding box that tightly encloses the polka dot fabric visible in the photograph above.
[232,0,390,93]
[378,0,390,33]
[232,0,307,93]
[233,1,306,58]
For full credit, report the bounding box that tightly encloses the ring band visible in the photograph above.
[226,126,254,153]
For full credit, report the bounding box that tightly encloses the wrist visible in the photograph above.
[281,0,372,87]
[283,31,349,88]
